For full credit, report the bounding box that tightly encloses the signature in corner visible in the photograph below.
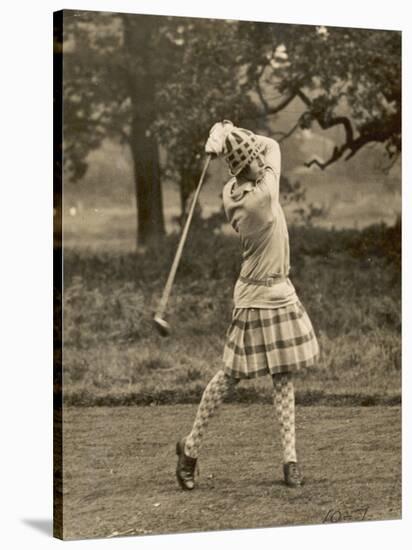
[323,506,369,523]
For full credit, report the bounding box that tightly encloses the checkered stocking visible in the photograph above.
[184,370,238,459]
[272,373,297,463]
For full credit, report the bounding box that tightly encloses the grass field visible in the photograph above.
[61,218,401,406]
[59,212,401,540]
[61,404,401,540]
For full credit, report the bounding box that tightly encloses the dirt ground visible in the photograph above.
[61,405,401,540]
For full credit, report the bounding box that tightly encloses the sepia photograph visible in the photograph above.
[53,8,401,541]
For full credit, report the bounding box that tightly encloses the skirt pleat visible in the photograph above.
[223,301,320,379]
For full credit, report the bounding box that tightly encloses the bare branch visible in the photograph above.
[254,62,297,116]
[295,89,312,108]
[305,145,348,170]
[304,133,372,169]
[273,119,302,143]
[382,152,400,174]
[296,89,355,143]
[255,65,269,114]
[296,89,362,170]
[343,135,370,160]
[268,90,297,114]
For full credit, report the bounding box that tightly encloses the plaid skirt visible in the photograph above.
[223,301,319,379]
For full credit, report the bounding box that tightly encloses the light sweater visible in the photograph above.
[222,136,298,309]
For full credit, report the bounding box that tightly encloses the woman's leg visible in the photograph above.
[176,369,239,490]
[272,372,297,463]
[184,370,239,458]
[272,372,303,486]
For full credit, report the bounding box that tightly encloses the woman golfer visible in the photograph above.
[176,121,319,490]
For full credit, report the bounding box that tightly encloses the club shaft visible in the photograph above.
[155,155,211,318]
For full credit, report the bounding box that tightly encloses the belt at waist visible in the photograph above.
[239,274,287,287]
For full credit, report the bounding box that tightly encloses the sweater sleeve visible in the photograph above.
[256,135,281,203]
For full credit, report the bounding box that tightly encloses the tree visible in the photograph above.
[63,11,188,246]
[237,23,401,170]
[62,13,401,247]
[63,12,257,244]
[153,19,258,220]
[153,21,401,222]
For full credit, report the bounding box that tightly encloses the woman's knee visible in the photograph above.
[221,371,240,387]
[272,371,293,389]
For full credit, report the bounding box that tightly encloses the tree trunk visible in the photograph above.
[130,116,165,247]
[122,15,165,248]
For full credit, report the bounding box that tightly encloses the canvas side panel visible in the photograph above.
[53,9,63,541]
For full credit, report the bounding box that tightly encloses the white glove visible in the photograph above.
[205,120,234,155]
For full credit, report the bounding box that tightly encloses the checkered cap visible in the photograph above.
[223,128,264,176]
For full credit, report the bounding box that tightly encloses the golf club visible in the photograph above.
[153,154,212,336]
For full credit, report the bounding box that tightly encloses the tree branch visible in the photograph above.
[296,89,355,143]
[252,59,297,116]
[264,86,396,170]
[304,145,348,170]
[272,118,303,143]
[296,89,364,169]
[382,152,400,174]
[267,90,297,114]
[304,133,372,170]
[255,65,269,114]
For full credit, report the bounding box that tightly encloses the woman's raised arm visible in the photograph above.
[257,135,281,203]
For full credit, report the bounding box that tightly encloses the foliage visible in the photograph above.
[62,223,401,405]
[62,12,129,181]
[62,12,193,242]
[153,19,258,211]
[237,23,401,169]
[61,12,401,242]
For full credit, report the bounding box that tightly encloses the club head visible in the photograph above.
[153,315,171,337]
